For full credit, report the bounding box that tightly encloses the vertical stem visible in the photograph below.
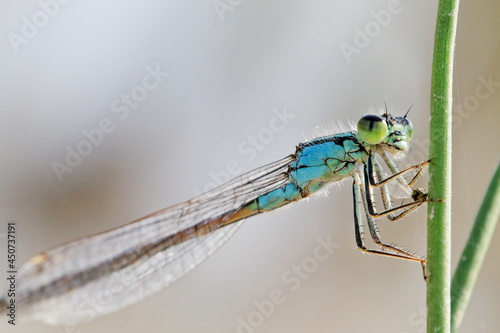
[427,0,459,332]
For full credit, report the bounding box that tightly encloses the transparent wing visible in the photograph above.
[373,153,414,199]
[9,155,294,325]
[386,178,413,199]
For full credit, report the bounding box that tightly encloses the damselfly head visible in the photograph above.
[357,112,413,152]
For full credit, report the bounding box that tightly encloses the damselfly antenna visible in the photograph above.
[404,104,414,118]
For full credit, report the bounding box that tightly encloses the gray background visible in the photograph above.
[1,1,499,332]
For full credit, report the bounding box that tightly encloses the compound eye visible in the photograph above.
[357,114,388,145]
[404,118,414,139]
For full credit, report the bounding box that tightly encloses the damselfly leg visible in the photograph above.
[352,156,431,279]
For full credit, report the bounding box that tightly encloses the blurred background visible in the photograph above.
[1,1,499,332]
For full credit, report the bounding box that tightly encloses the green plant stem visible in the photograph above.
[450,160,500,331]
[427,0,459,332]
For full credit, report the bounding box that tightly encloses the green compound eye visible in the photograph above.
[357,114,388,145]
[404,118,413,139]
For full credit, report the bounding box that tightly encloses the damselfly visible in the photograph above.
[0,111,431,325]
